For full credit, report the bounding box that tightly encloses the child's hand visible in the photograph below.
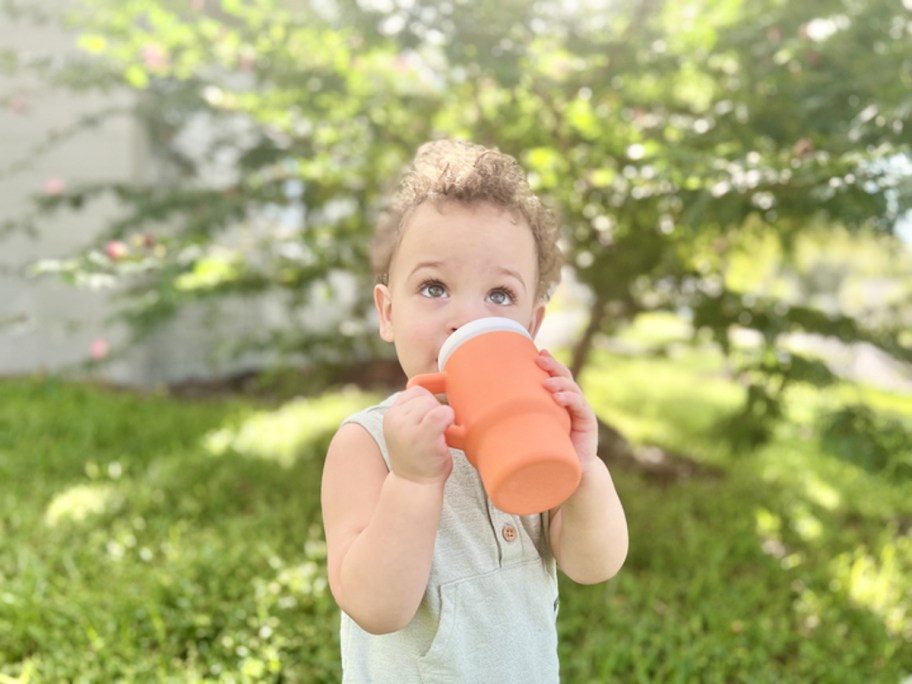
[537,350,599,467]
[384,386,455,486]
[537,350,629,584]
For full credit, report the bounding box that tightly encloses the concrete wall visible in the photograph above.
[0,3,149,384]
[0,5,282,387]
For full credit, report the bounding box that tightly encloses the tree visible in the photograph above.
[2,0,910,437]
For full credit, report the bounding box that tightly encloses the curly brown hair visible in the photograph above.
[371,139,562,301]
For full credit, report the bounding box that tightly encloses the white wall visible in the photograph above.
[0,3,150,384]
[0,5,279,386]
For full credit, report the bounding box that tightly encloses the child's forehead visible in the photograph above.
[400,201,530,246]
[391,201,537,271]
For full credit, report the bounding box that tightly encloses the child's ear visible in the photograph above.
[374,283,395,342]
[528,304,546,338]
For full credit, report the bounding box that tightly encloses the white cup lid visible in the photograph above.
[437,316,533,370]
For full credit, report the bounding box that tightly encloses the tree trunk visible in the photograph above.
[569,292,608,378]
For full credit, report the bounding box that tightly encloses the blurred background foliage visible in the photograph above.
[1,0,910,439]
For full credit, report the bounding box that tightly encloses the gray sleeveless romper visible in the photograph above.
[337,393,561,683]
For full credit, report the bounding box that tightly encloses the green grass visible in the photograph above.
[0,379,374,682]
[1,350,910,682]
[563,348,912,683]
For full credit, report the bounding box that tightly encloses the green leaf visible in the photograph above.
[77,33,107,54]
[123,63,149,89]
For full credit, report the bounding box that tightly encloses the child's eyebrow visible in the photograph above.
[408,261,444,278]
[496,267,528,292]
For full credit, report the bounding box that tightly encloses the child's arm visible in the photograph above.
[321,388,454,634]
[537,351,629,584]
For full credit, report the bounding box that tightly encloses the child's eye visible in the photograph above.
[419,281,448,298]
[487,287,516,306]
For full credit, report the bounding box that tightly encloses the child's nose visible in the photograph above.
[447,300,489,334]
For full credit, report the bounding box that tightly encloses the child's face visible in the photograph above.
[375,200,546,379]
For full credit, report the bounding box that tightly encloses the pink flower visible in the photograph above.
[142,44,170,70]
[9,95,27,114]
[44,177,65,196]
[105,240,129,261]
[792,138,815,157]
[90,338,109,361]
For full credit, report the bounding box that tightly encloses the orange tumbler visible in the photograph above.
[407,317,581,515]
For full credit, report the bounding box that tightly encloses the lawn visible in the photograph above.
[1,345,910,682]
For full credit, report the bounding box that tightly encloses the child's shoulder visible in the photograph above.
[334,392,400,467]
[342,392,400,429]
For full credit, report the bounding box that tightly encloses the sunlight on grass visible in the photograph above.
[756,432,908,518]
[796,472,842,512]
[203,388,377,467]
[44,483,120,526]
[842,384,912,421]
[582,347,741,462]
[0,660,36,684]
[832,530,912,640]
[614,311,693,347]
[789,503,825,543]
[255,546,328,609]
[754,507,786,558]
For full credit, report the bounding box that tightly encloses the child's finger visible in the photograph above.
[536,349,574,379]
[420,404,455,435]
[543,375,579,393]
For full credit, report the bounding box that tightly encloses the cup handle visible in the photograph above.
[407,371,446,395]
[406,372,466,451]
